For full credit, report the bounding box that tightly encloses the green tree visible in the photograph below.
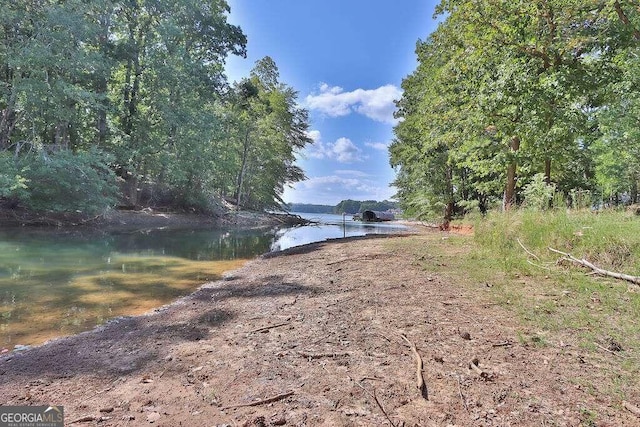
[226,57,311,210]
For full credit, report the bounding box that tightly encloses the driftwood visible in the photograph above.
[400,334,428,400]
[221,391,294,410]
[548,247,640,286]
[623,400,640,418]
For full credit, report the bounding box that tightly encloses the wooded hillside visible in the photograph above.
[0,1,311,215]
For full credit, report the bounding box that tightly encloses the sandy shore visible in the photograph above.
[0,231,637,426]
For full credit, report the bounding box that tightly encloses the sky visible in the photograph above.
[224,1,441,206]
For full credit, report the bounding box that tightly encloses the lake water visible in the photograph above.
[0,213,407,348]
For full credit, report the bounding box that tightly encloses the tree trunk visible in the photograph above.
[235,128,251,208]
[95,12,111,146]
[504,136,520,210]
[128,175,139,207]
[0,91,17,150]
[443,164,454,229]
[544,158,551,184]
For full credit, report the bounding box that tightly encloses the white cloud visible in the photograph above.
[305,129,321,143]
[283,174,396,205]
[305,83,402,124]
[306,135,366,163]
[335,169,371,177]
[365,141,389,151]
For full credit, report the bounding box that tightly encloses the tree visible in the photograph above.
[392,0,640,220]
[225,57,311,210]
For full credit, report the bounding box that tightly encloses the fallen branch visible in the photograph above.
[548,247,640,286]
[623,400,640,418]
[400,334,428,400]
[247,322,289,334]
[221,391,294,410]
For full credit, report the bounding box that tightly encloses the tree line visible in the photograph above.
[391,0,640,222]
[287,200,399,215]
[0,0,311,215]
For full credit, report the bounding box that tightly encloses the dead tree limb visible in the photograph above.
[548,247,640,286]
[221,391,294,410]
[400,334,428,400]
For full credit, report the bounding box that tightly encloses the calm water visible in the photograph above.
[0,213,407,348]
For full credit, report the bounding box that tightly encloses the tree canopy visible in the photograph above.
[0,0,311,214]
[391,0,640,221]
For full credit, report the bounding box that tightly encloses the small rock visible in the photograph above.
[271,416,286,426]
[460,331,471,340]
[146,412,161,423]
[99,407,114,413]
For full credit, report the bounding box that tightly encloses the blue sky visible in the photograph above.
[225,1,440,205]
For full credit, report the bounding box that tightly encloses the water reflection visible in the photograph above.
[0,215,407,348]
[271,213,407,251]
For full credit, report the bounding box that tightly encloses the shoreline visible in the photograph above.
[0,207,311,232]
[1,230,636,425]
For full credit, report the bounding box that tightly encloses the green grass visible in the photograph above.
[394,209,640,402]
[471,209,640,395]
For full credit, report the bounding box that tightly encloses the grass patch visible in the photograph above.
[394,209,640,400]
[471,209,640,393]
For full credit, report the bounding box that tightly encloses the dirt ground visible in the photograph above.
[0,231,639,426]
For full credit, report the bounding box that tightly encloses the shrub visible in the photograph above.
[18,148,119,214]
[522,173,556,211]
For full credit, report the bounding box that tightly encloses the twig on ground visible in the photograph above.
[298,351,351,359]
[70,416,98,424]
[455,375,468,412]
[373,388,397,427]
[492,341,513,348]
[623,400,640,418]
[526,259,552,270]
[247,322,289,334]
[400,334,428,400]
[221,391,294,410]
[548,247,640,286]
[354,381,396,427]
[594,342,625,358]
[518,238,540,260]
